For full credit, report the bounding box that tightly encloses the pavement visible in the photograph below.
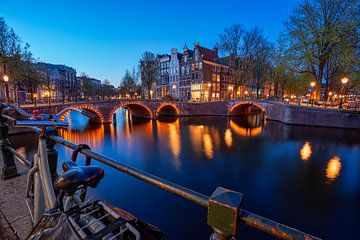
[0,155,32,240]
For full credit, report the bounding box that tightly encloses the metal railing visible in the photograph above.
[0,113,321,239]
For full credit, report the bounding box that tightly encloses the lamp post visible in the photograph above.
[33,93,38,106]
[310,81,316,107]
[3,75,10,102]
[327,91,333,108]
[339,77,349,109]
[172,84,176,99]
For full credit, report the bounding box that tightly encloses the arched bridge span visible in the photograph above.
[20,100,269,124]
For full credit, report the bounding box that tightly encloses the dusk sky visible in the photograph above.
[1,0,298,85]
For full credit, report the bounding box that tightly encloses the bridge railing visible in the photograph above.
[0,113,321,240]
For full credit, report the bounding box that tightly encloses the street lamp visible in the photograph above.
[2,75,10,102]
[339,77,349,109]
[310,81,316,107]
[33,93,38,106]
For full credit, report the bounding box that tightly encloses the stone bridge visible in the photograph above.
[20,100,268,124]
[19,99,360,129]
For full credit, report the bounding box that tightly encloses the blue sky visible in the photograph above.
[1,0,298,85]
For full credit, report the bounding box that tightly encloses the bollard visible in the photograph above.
[208,187,244,240]
[45,127,59,182]
[0,106,19,180]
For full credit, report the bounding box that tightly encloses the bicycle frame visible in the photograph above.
[13,120,67,224]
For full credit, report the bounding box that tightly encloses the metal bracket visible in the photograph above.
[208,187,244,239]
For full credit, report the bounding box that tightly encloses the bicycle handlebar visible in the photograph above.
[14,120,68,127]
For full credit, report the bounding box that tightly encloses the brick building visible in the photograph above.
[179,45,193,101]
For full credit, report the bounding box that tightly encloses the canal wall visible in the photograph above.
[265,102,360,130]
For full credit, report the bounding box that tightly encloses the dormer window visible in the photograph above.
[194,49,199,62]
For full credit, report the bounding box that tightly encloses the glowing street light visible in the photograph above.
[339,77,349,109]
[3,75,9,82]
[172,84,176,89]
[310,81,316,107]
[2,75,10,101]
[341,77,349,84]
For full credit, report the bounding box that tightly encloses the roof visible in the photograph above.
[198,46,219,62]
[177,53,183,60]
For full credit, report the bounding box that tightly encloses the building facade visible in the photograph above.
[168,48,182,99]
[179,45,193,101]
[36,63,77,100]
[157,54,170,98]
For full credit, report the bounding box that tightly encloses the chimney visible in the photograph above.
[194,42,200,47]
[213,47,219,56]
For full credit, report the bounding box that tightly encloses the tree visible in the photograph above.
[79,73,94,98]
[217,24,273,98]
[245,27,273,98]
[99,79,115,98]
[0,17,37,102]
[119,69,137,97]
[284,0,360,99]
[140,51,158,99]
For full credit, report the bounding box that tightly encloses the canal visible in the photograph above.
[11,110,360,239]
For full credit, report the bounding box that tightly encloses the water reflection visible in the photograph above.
[229,114,264,137]
[156,119,182,170]
[224,129,233,148]
[51,110,360,240]
[326,156,342,182]
[300,142,312,161]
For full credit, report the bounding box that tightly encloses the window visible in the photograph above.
[195,49,199,62]
[199,62,203,69]
[217,74,220,81]
[212,74,217,81]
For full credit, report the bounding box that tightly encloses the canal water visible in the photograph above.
[11,110,360,239]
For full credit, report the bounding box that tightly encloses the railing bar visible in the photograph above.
[50,135,320,240]
[5,146,32,167]
[239,209,321,240]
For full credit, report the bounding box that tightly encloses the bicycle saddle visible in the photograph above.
[54,161,104,195]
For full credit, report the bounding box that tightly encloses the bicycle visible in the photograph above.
[1,103,164,240]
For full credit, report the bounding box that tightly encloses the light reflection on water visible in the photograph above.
[15,109,360,240]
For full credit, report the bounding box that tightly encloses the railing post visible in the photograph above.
[45,127,59,182]
[208,187,243,240]
[0,108,19,180]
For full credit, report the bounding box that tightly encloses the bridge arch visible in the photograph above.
[58,105,105,123]
[108,101,153,123]
[156,103,180,117]
[228,102,266,117]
